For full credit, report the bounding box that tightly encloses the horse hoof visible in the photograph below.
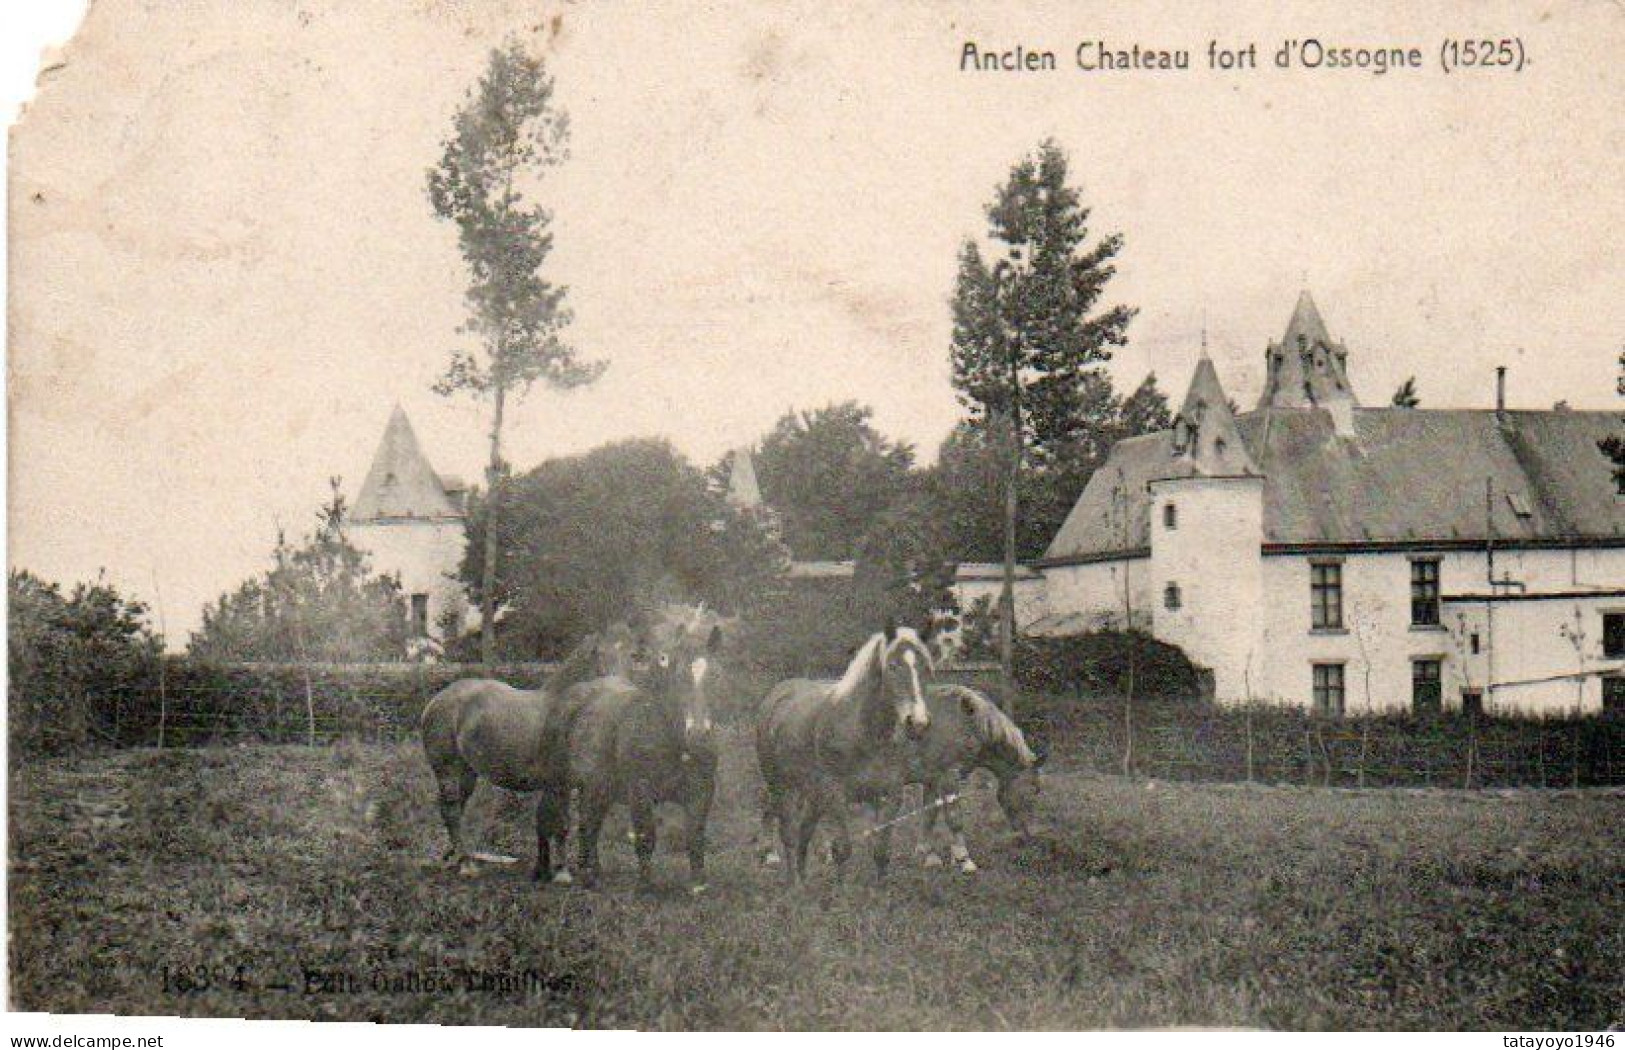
[551,869,575,886]
[921,852,944,869]
[958,858,979,875]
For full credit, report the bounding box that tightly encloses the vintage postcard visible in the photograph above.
[6,0,1622,1036]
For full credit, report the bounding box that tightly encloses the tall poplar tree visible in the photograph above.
[428,41,604,664]
[949,140,1136,699]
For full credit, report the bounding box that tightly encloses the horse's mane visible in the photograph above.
[951,685,1036,766]
[830,633,886,702]
[829,628,934,704]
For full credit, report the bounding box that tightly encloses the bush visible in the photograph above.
[8,570,163,755]
[1015,630,1203,702]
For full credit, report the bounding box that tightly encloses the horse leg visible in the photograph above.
[824,788,853,880]
[942,781,977,874]
[916,784,946,869]
[776,793,803,886]
[433,760,477,866]
[575,785,611,888]
[685,779,715,895]
[758,784,783,869]
[870,795,897,880]
[629,783,658,890]
[793,796,823,885]
[532,783,569,883]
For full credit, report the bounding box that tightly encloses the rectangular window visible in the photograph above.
[1604,677,1625,713]
[1461,690,1483,718]
[1312,663,1345,717]
[410,593,430,638]
[1604,613,1625,660]
[1412,658,1443,715]
[1310,562,1343,630]
[1410,559,1441,626]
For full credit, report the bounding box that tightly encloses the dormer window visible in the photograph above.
[1163,503,1177,530]
[1505,492,1533,520]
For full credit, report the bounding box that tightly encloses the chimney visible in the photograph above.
[1495,366,1507,421]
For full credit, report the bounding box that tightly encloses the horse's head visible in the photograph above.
[996,763,1042,839]
[629,604,723,750]
[879,621,933,740]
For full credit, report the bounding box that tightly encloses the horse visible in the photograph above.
[555,604,723,893]
[755,623,935,885]
[909,683,1041,874]
[756,681,1039,875]
[418,626,632,882]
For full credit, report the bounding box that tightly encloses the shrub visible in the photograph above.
[8,570,163,755]
[1016,629,1203,702]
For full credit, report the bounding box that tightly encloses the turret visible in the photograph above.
[1149,356,1265,702]
[1255,290,1359,411]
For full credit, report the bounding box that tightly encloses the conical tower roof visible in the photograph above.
[725,447,763,509]
[1281,289,1331,351]
[1165,355,1261,478]
[351,406,460,522]
[1256,290,1359,409]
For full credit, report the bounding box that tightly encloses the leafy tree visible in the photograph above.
[9,569,162,753]
[1391,376,1420,408]
[1115,372,1175,440]
[928,372,1169,565]
[428,40,605,665]
[852,475,958,634]
[753,402,914,561]
[462,439,787,658]
[1599,350,1625,493]
[189,482,408,663]
[948,140,1136,691]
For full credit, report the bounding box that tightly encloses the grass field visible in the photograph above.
[9,730,1623,1029]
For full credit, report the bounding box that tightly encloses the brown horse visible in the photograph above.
[910,684,1041,874]
[418,627,631,881]
[555,604,723,893]
[757,681,1039,875]
[755,624,935,885]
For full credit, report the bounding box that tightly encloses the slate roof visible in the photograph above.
[351,406,462,523]
[1041,407,1625,563]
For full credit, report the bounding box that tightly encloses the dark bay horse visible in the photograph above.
[418,628,630,881]
[755,624,935,885]
[556,604,723,893]
[910,684,1041,874]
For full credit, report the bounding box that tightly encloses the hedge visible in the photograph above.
[21,656,1623,788]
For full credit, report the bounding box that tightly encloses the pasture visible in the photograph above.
[10,729,1622,1030]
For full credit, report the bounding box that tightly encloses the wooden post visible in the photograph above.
[1244,704,1255,783]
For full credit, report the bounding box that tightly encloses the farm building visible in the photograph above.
[1035,292,1625,716]
[347,405,468,647]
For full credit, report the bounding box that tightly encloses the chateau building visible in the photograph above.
[1034,293,1625,715]
[348,406,468,645]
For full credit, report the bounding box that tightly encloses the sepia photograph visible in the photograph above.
[5,0,1623,1035]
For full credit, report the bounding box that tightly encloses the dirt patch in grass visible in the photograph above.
[9,735,1623,1029]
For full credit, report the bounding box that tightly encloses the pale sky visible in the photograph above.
[8,0,1623,642]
